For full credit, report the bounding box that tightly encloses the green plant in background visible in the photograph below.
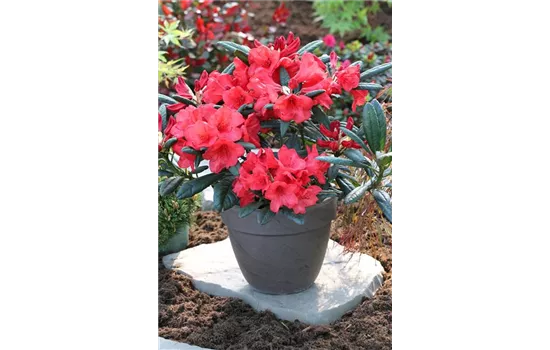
[158,190,198,249]
[158,21,194,87]
[313,0,390,43]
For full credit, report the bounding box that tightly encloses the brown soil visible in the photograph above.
[247,1,391,44]
[159,210,392,349]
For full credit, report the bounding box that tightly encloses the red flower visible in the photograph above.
[233,178,256,207]
[336,65,360,91]
[247,68,280,111]
[184,121,219,149]
[305,145,330,184]
[241,114,261,147]
[272,2,290,24]
[278,145,306,172]
[203,139,245,173]
[320,121,341,139]
[158,113,162,132]
[248,45,281,75]
[222,86,254,110]
[273,32,301,58]
[265,181,299,213]
[166,103,187,113]
[323,34,336,48]
[202,72,234,104]
[289,53,327,89]
[232,57,249,88]
[162,4,173,16]
[350,89,369,112]
[174,76,194,99]
[195,71,209,92]
[206,106,245,141]
[179,0,191,10]
[273,94,314,123]
[293,186,322,214]
[172,139,196,170]
[317,139,339,152]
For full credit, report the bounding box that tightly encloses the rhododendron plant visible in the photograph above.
[159,33,392,224]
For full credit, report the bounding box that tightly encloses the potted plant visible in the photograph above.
[158,189,198,255]
[158,32,392,294]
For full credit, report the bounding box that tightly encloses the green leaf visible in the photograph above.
[257,207,276,225]
[260,120,281,129]
[343,148,367,164]
[311,106,330,128]
[373,189,392,223]
[344,180,373,204]
[234,50,249,65]
[163,137,178,150]
[228,164,240,176]
[216,41,250,55]
[362,100,386,153]
[360,62,392,81]
[222,62,236,74]
[328,165,339,181]
[237,103,253,114]
[319,54,330,63]
[264,103,274,110]
[356,83,383,91]
[236,141,257,150]
[213,176,237,212]
[181,146,199,155]
[350,61,363,69]
[190,165,209,174]
[159,104,168,131]
[279,67,290,87]
[376,151,392,168]
[280,121,290,136]
[337,172,360,186]
[305,89,325,98]
[339,127,371,154]
[160,176,184,197]
[336,177,354,195]
[158,169,173,177]
[158,94,177,105]
[316,156,355,166]
[238,201,262,218]
[176,173,222,199]
[285,133,301,151]
[280,208,305,225]
[297,40,323,55]
[171,95,197,106]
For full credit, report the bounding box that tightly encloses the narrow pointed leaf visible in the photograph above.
[176,173,222,199]
[222,62,236,74]
[279,67,290,87]
[280,208,305,225]
[311,106,330,128]
[360,62,392,81]
[238,201,262,218]
[305,89,326,98]
[159,176,184,197]
[339,127,372,154]
[297,40,323,55]
[362,100,386,153]
[344,180,373,204]
[316,156,355,166]
[373,189,392,223]
[171,95,197,106]
[158,94,177,105]
[280,121,290,136]
[257,207,276,225]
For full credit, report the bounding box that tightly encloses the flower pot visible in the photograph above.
[221,198,337,294]
[159,224,189,256]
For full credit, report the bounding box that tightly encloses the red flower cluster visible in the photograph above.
[189,33,363,125]
[317,117,361,152]
[164,104,260,173]
[233,145,329,214]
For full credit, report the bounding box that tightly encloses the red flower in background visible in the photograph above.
[323,34,336,48]
[272,2,290,24]
[336,65,360,91]
[317,118,362,152]
[179,0,191,10]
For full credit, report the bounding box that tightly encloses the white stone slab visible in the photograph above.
[159,337,212,350]
[163,238,384,324]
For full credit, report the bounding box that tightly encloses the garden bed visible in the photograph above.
[159,211,392,350]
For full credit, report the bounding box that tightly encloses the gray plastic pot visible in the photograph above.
[221,198,337,294]
[159,224,189,256]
